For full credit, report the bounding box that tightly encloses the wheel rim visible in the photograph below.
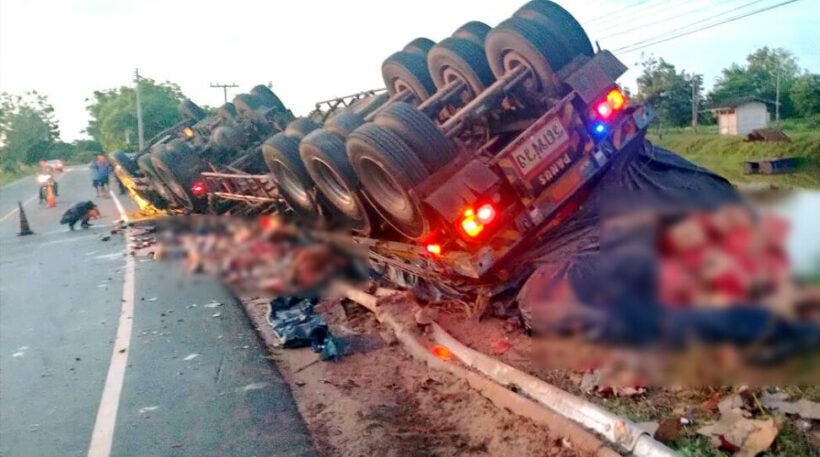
[272,160,311,209]
[312,157,358,216]
[502,51,540,93]
[359,157,415,223]
[442,68,477,99]
[392,78,414,97]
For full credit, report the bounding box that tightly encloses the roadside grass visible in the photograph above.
[0,164,37,186]
[648,127,820,188]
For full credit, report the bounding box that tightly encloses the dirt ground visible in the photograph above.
[435,312,819,456]
[240,296,591,457]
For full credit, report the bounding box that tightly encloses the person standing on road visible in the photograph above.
[90,155,113,197]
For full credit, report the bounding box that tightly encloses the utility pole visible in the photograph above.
[210,82,239,104]
[775,69,781,124]
[135,69,145,151]
[691,74,699,132]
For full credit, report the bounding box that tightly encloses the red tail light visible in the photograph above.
[191,181,206,196]
[461,209,484,237]
[459,203,497,238]
[426,244,442,256]
[476,204,496,223]
[594,88,627,122]
[607,89,626,110]
[596,102,614,119]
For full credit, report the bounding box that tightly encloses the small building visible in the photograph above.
[708,97,772,136]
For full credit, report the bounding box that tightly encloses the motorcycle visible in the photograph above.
[37,173,58,205]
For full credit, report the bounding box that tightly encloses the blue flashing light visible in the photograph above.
[593,122,607,135]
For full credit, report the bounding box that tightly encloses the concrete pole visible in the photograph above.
[691,75,699,131]
[135,69,145,151]
[210,83,239,104]
[775,69,781,123]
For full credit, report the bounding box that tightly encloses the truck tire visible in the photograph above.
[403,37,436,57]
[453,21,491,46]
[350,92,390,118]
[427,36,495,96]
[514,0,593,58]
[151,142,207,211]
[485,16,571,97]
[179,99,207,121]
[300,130,372,234]
[373,101,456,172]
[137,153,172,209]
[347,123,431,239]
[284,118,320,140]
[250,85,288,113]
[112,150,140,176]
[209,126,243,152]
[324,111,365,138]
[262,133,319,217]
[233,93,264,119]
[217,103,238,122]
[382,50,436,101]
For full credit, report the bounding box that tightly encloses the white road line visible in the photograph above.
[87,190,133,457]
[0,194,37,222]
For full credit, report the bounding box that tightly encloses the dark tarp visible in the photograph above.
[516,142,819,359]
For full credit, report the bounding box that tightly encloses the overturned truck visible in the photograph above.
[115,0,655,296]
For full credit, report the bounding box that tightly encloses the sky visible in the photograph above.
[1,0,818,142]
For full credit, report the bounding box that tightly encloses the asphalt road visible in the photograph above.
[0,168,314,457]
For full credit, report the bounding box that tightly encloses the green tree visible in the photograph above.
[790,74,820,118]
[85,79,185,151]
[636,57,701,127]
[708,47,802,118]
[0,91,61,170]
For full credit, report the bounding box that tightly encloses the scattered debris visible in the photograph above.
[761,392,820,420]
[100,236,111,242]
[490,338,512,355]
[745,128,790,143]
[138,405,159,415]
[698,392,781,456]
[698,416,779,457]
[147,297,158,302]
[413,306,438,326]
[211,312,222,318]
[237,382,269,393]
[203,301,222,308]
[267,297,335,357]
[743,156,801,175]
[653,416,683,444]
[183,353,199,361]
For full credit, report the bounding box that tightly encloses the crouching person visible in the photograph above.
[60,201,101,230]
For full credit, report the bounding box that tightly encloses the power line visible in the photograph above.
[585,0,656,24]
[598,0,768,40]
[614,0,800,53]
[614,0,793,51]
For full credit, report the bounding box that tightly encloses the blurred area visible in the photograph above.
[129,187,819,386]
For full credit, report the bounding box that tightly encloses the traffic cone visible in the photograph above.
[46,185,56,208]
[17,202,33,236]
